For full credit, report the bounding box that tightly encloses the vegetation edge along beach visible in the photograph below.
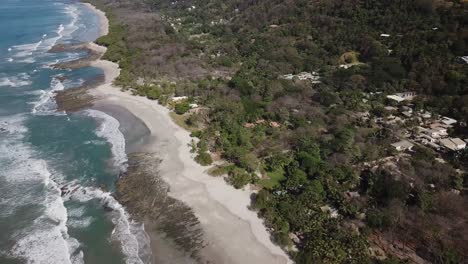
[78,1,293,263]
[82,0,468,263]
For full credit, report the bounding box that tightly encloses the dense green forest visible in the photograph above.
[90,0,468,262]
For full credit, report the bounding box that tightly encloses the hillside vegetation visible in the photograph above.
[91,0,468,263]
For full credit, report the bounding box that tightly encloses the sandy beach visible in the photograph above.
[84,2,291,264]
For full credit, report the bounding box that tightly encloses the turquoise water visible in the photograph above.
[0,1,148,263]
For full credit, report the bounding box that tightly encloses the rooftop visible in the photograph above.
[387,95,405,102]
[441,116,457,126]
[459,56,468,64]
[451,138,465,146]
[391,140,414,149]
[440,138,457,151]
[384,106,398,111]
[440,138,466,151]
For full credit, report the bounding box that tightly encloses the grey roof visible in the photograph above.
[391,140,414,149]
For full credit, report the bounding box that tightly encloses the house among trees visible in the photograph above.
[269,121,281,128]
[440,116,457,127]
[456,56,468,64]
[384,106,398,112]
[439,138,466,151]
[172,96,188,102]
[280,72,320,83]
[255,119,266,124]
[391,140,414,152]
[424,127,448,139]
[386,92,417,103]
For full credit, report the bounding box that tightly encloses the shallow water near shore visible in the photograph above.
[0,1,149,263]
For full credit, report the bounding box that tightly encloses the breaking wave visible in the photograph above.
[67,187,149,264]
[8,4,80,61]
[0,73,32,88]
[0,115,83,264]
[84,109,128,171]
[31,77,65,115]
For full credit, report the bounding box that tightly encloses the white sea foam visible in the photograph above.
[69,187,148,264]
[9,4,80,62]
[42,59,60,69]
[0,73,32,88]
[18,57,36,63]
[0,115,28,135]
[84,139,106,145]
[62,5,80,39]
[31,77,65,115]
[63,78,85,89]
[39,24,65,52]
[67,216,94,229]
[11,39,43,58]
[67,206,87,218]
[0,116,83,264]
[84,110,128,171]
[66,203,94,229]
[10,179,84,264]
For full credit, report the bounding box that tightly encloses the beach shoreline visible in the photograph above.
[83,2,291,263]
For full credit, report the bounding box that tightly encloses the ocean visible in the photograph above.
[0,0,149,263]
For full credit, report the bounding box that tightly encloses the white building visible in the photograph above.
[458,56,468,64]
[391,140,414,151]
[451,138,466,149]
[384,106,398,112]
[280,72,321,83]
[396,92,417,100]
[387,95,406,103]
[420,134,437,143]
[387,92,417,103]
[439,138,466,151]
[424,127,447,139]
[172,96,188,102]
[441,116,457,126]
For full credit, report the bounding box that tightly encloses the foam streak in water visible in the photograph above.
[84,109,128,171]
[9,3,80,62]
[31,77,65,115]
[68,187,148,264]
[0,116,83,264]
[0,73,31,88]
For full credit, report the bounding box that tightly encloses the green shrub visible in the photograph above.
[367,209,391,229]
[175,102,190,114]
[190,130,202,138]
[146,87,160,100]
[227,167,252,189]
[208,166,229,176]
[195,152,213,166]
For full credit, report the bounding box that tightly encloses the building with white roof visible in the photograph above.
[172,96,188,102]
[441,116,457,126]
[439,138,466,151]
[387,92,417,103]
[458,56,468,64]
[391,140,414,151]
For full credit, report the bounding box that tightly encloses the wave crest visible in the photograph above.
[84,110,128,171]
